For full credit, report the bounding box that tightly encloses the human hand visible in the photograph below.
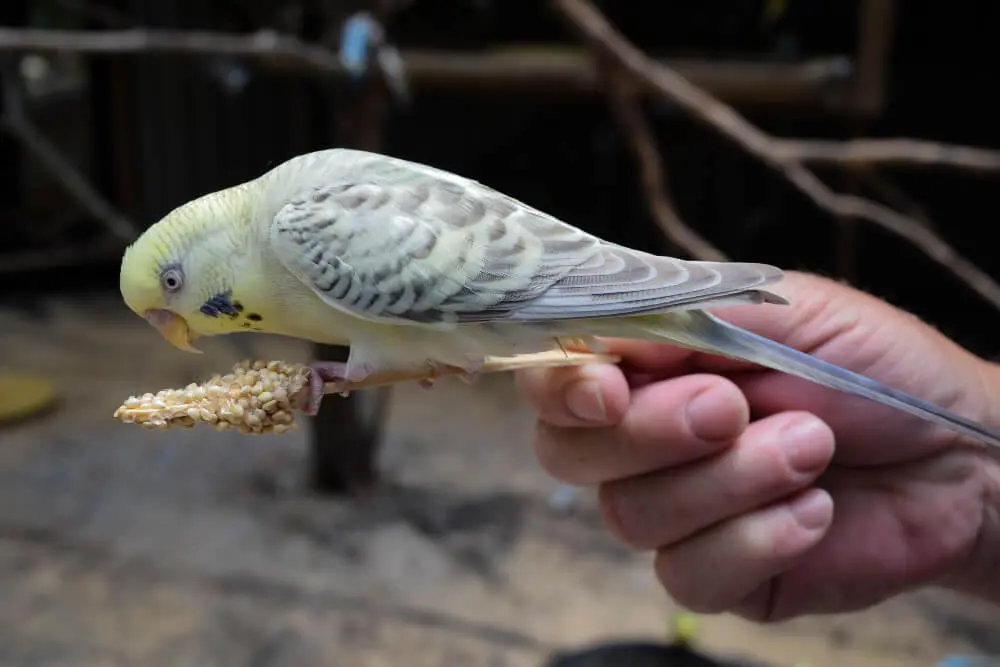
[516,271,1000,621]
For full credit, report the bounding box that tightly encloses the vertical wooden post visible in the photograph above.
[310,344,390,494]
[835,0,895,280]
[851,0,895,119]
[308,13,394,496]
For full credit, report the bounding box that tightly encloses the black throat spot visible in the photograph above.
[200,290,242,319]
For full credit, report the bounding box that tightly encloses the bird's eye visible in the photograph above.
[160,267,184,293]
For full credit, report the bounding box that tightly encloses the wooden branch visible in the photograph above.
[598,59,727,261]
[854,168,936,229]
[553,0,1000,311]
[0,27,853,107]
[0,26,347,74]
[775,138,1000,173]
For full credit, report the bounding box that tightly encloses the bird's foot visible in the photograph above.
[418,362,446,390]
[417,362,479,390]
[303,361,356,415]
[457,369,480,385]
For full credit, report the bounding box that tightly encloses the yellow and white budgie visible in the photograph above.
[119,148,1000,447]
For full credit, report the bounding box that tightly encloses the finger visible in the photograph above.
[598,411,835,550]
[733,371,953,463]
[653,487,834,614]
[597,337,769,385]
[599,337,697,373]
[515,364,631,428]
[514,338,701,396]
[533,374,749,485]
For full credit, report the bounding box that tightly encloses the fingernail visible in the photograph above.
[686,385,742,441]
[781,417,833,473]
[790,490,832,531]
[565,379,607,423]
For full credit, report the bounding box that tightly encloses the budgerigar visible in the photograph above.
[119,148,1000,448]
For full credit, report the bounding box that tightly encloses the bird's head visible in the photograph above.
[119,186,265,353]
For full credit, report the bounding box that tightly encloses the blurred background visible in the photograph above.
[2,1,1000,665]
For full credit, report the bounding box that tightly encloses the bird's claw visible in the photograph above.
[418,363,480,390]
[458,369,480,385]
[303,362,352,415]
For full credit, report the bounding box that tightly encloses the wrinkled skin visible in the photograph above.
[516,271,1000,621]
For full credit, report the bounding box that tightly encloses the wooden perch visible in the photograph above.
[775,138,1000,174]
[0,27,852,108]
[553,0,1000,311]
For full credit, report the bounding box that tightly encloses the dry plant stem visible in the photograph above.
[554,0,1000,311]
[324,350,620,392]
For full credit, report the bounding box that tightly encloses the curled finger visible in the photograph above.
[599,411,835,550]
[515,364,630,428]
[534,373,749,485]
[653,488,834,614]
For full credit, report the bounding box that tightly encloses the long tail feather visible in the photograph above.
[626,311,1000,449]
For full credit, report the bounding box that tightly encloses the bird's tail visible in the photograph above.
[613,310,1000,450]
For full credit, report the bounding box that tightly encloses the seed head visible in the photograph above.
[113,360,310,435]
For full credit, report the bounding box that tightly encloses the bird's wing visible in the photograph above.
[269,174,785,327]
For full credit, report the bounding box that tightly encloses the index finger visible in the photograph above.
[515,362,630,428]
[514,339,700,428]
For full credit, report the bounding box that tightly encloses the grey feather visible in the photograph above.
[270,163,785,327]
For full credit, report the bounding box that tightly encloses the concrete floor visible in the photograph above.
[2,292,1000,667]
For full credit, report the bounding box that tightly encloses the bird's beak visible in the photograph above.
[143,309,201,354]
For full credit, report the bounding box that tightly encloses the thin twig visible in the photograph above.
[597,59,726,261]
[323,350,620,393]
[552,0,1000,311]
[776,138,1000,173]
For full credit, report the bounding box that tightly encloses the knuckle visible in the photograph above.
[532,422,599,485]
[513,367,549,396]
[653,550,726,613]
[730,586,778,623]
[598,481,655,549]
[532,422,569,480]
[621,401,731,471]
[515,368,563,413]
